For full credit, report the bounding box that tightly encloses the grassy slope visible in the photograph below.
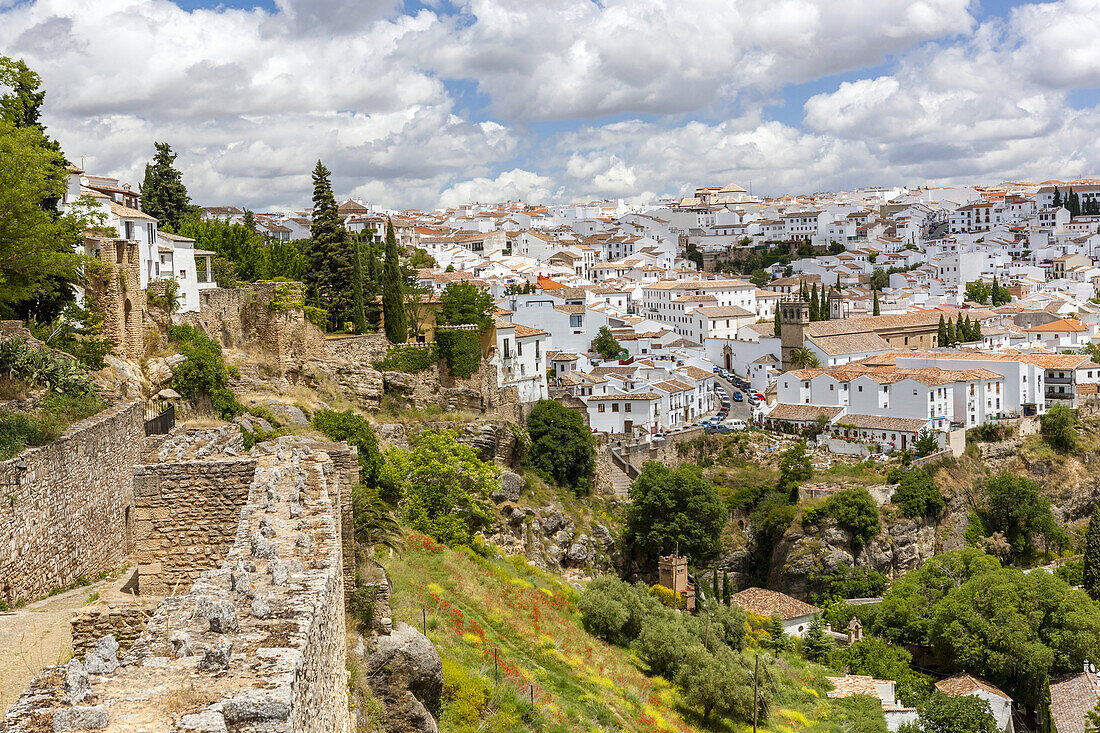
[383,534,853,733]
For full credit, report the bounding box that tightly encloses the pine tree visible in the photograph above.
[873,289,880,316]
[242,209,257,233]
[809,283,820,321]
[381,218,407,343]
[722,570,731,606]
[945,318,956,346]
[1053,186,1062,208]
[140,142,193,230]
[305,160,355,330]
[972,318,982,341]
[801,615,833,662]
[773,308,781,338]
[938,314,947,347]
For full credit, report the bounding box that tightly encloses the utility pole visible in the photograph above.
[753,653,759,733]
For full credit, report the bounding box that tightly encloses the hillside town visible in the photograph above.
[141,178,1100,459]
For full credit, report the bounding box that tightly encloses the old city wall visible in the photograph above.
[5,437,355,732]
[0,401,143,605]
[132,459,256,595]
[180,281,326,371]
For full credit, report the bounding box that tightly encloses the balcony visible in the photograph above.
[1045,376,1073,385]
[1045,390,1075,400]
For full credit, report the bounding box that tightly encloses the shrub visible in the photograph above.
[167,324,242,419]
[633,614,693,679]
[804,487,881,548]
[1041,404,1078,453]
[623,462,725,564]
[440,659,490,732]
[312,408,383,487]
[374,344,437,374]
[436,327,481,378]
[814,565,887,601]
[0,336,95,397]
[890,468,946,519]
[348,587,377,634]
[0,391,106,460]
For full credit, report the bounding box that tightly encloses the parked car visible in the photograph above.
[732,392,743,402]
[748,396,760,406]
[712,366,721,373]
[725,418,748,430]
[705,424,731,434]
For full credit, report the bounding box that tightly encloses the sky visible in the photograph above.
[2,0,1100,211]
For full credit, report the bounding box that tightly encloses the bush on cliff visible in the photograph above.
[311,408,383,488]
[524,399,594,495]
[622,461,725,565]
[168,324,242,420]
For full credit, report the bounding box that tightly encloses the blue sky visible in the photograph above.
[3,0,1099,209]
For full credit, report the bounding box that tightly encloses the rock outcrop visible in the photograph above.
[364,623,443,733]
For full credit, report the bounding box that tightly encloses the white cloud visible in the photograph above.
[2,0,1100,209]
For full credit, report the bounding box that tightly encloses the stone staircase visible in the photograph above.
[610,464,632,497]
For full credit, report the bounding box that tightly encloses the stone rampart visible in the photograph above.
[5,436,355,732]
[71,601,160,658]
[0,401,143,605]
[132,459,256,595]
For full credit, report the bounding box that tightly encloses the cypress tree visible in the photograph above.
[773,308,781,338]
[306,160,354,330]
[1053,186,1062,208]
[972,318,982,341]
[350,235,367,333]
[821,285,829,320]
[722,570,731,606]
[809,283,820,321]
[873,289,880,316]
[945,318,956,346]
[381,218,407,343]
[1085,507,1100,600]
[712,565,720,605]
[938,314,947,347]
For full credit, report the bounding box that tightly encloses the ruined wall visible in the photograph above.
[180,281,325,371]
[5,436,354,732]
[0,401,143,604]
[70,601,159,658]
[132,459,255,595]
[85,237,146,360]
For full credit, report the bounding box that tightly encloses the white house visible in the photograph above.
[935,674,1014,733]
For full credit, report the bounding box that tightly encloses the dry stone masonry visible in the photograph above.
[0,401,144,605]
[5,435,357,732]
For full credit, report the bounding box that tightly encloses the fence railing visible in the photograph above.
[144,402,175,436]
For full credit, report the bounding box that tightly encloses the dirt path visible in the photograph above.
[0,577,116,714]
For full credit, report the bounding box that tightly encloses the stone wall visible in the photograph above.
[180,281,326,371]
[5,436,354,732]
[132,459,256,595]
[85,237,146,360]
[70,600,159,658]
[0,401,143,605]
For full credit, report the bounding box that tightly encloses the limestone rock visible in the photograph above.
[262,401,309,426]
[63,659,90,704]
[541,509,569,536]
[206,600,239,634]
[383,371,416,393]
[564,542,589,566]
[178,710,228,732]
[251,535,279,560]
[83,635,119,675]
[198,639,233,672]
[251,594,274,619]
[592,524,614,549]
[222,689,291,723]
[491,471,524,503]
[169,632,194,658]
[53,705,108,731]
[367,622,443,733]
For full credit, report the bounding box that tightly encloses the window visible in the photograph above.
[612,403,619,413]
[598,403,605,413]
[858,385,863,392]
[625,403,632,413]
[124,221,134,240]
[569,314,583,328]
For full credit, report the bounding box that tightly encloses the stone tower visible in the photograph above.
[658,554,690,595]
[829,289,845,320]
[780,299,810,370]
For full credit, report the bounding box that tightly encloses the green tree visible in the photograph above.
[439,280,493,328]
[965,280,991,304]
[351,484,403,551]
[821,284,830,320]
[944,318,956,346]
[525,399,594,493]
[835,637,931,706]
[776,440,813,500]
[167,324,242,420]
[870,268,888,291]
[633,614,692,678]
[835,695,888,733]
[305,161,355,330]
[789,347,820,369]
[381,219,407,342]
[906,692,998,733]
[1087,698,1100,733]
[592,325,621,359]
[750,268,769,287]
[1040,403,1078,453]
[873,548,1001,646]
[890,467,945,519]
[938,315,947,347]
[1084,506,1100,600]
[1053,186,1063,208]
[383,429,495,545]
[241,209,257,233]
[809,283,820,321]
[808,486,881,549]
[623,462,725,564]
[773,308,781,338]
[578,575,661,645]
[800,614,833,661]
[675,646,756,723]
[982,473,1059,563]
[767,616,793,652]
[0,119,82,319]
[930,568,1100,705]
[139,142,193,230]
[873,289,881,316]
